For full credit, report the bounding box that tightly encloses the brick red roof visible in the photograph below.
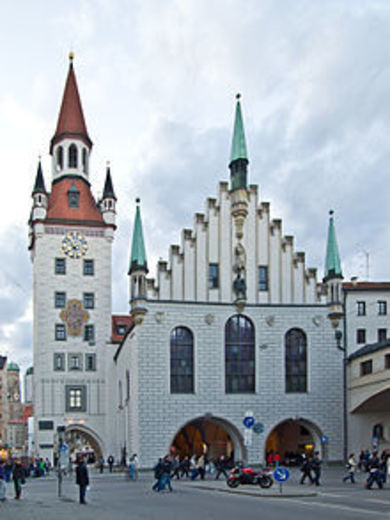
[112,315,133,343]
[46,177,104,224]
[21,405,33,422]
[50,60,92,152]
[343,282,390,291]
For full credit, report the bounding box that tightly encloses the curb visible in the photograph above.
[188,484,318,498]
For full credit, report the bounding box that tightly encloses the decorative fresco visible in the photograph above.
[60,299,89,336]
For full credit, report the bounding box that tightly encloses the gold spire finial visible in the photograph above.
[236,93,241,100]
[69,51,74,62]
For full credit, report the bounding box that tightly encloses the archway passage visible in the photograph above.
[172,417,241,462]
[65,427,103,463]
[265,419,321,466]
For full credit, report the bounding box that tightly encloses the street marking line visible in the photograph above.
[365,498,390,506]
[295,500,389,516]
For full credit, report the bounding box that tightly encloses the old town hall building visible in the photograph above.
[29,56,348,466]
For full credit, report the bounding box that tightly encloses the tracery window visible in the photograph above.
[170,327,194,393]
[225,315,255,393]
[285,328,307,393]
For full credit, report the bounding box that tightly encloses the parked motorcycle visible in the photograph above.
[226,465,274,489]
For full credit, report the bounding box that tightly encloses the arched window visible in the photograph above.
[56,146,63,170]
[68,144,78,168]
[285,328,307,393]
[170,327,194,393]
[225,315,255,393]
[82,148,88,173]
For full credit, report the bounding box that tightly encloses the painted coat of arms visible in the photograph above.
[60,299,89,336]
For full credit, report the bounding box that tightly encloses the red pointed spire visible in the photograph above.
[50,53,92,153]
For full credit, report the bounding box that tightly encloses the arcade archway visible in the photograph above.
[171,416,244,462]
[265,418,323,464]
[64,426,103,463]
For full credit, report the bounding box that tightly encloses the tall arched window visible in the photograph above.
[68,144,78,168]
[225,315,255,393]
[285,328,307,393]
[82,148,88,173]
[56,146,63,170]
[170,327,194,393]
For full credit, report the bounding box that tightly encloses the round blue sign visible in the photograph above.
[60,444,68,452]
[273,467,290,482]
[253,422,264,434]
[321,435,329,443]
[243,416,255,428]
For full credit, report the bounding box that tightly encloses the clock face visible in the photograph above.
[61,230,88,259]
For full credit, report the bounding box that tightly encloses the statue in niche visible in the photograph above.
[233,271,247,301]
[233,242,246,274]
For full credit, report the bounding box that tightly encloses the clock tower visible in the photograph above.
[29,54,116,461]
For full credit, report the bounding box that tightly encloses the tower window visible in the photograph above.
[55,324,66,341]
[208,264,219,289]
[67,183,80,208]
[66,385,86,412]
[83,293,95,309]
[68,354,82,371]
[85,354,96,372]
[56,146,63,170]
[53,353,65,371]
[258,266,268,291]
[55,292,66,308]
[84,324,95,343]
[83,259,94,276]
[55,258,66,275]
[68,144,78,168]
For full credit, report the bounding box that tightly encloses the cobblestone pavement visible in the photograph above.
[0,465,388,520]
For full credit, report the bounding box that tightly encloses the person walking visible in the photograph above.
[98,456,104,474]
[12,460,25,500]
[128,454,139,481]
[180,456,190,478]
[312,451,322,486]
[366,452,383,489]
[107,455,114,473]
[152,458,163,491]
[215,455,229,480]
[299,455,314,485]
[343,453,357,483]
[158,456,173,492]
[0,460,7,501]
[75,456,89,504]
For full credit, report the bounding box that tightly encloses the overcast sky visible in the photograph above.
[1,0,389,375]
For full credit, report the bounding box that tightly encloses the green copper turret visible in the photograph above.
[229,93,248,190]
[129,198,148,274]
[324,210,343,282]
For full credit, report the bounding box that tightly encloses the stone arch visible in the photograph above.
[351,386,390,413]
[265,417,324,462]
[64,424,104,462]
[170,414,245,463]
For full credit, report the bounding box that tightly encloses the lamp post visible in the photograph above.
[327,299,348,463]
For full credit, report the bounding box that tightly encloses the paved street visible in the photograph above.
[0,466,389,520]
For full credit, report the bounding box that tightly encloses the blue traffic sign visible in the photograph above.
[243,416,255,428]
[60,444,68,452]
[321,435,329,443]
[273,467,290,482]
[253,422,264,434]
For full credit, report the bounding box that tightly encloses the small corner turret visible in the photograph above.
[101,161,117,227]
[323,210,344,328]
[31,159,48,219]
[129,198,148,324]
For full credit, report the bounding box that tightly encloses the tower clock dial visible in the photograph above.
[61,230,88,259]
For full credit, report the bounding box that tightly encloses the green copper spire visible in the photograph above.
[324,210,343,282]
[229,94,248,190]
[129,198,148,274]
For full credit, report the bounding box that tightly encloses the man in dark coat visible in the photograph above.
[107,455,114,473]
[76,456,89,504]
[12,460,25,499]
[215,455,229,480]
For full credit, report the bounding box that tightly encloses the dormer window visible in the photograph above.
[56,146,64,170]
[67,183,80,208]
[82,148,88,173]
[68,144,78,168]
